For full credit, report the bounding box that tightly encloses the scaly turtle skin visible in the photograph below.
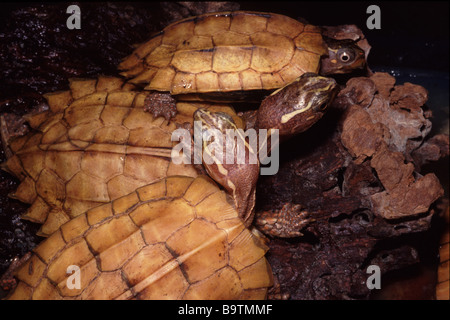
[2,76,242,236]
[118,11,364,100]
[3,73,338,299]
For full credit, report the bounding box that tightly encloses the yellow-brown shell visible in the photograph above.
[2,76,242,236]
[6,175,273,300]
[119,11,328,96]
[436,205,449,300]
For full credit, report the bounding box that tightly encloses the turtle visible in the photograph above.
[118,10,365,102]
[436,205,449,300]
[3,73,338,299]
[5,175,274,300]
[2,71,336,237]
[1,76,243,237]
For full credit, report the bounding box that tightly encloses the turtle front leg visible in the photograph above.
[144,92,177,121]
[0,252,32,293]
[255,203,313,238]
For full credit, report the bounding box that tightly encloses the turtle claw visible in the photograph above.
[1,113,32,159]
[256,203,313,238]
[144,92,177,121]
[267,273,290,300]
[0,252,32,293]
[0,114,15,159]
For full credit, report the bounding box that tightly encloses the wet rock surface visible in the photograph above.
[0,3,448,299]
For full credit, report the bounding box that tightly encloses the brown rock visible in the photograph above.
[371,173,443,219]
[370,145,414,192]
[390,82,428,112]
[370,72,396,99]
[341,105,389,163]
[338,77,376,108]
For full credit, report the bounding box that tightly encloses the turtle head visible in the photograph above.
[256,73,338,139]
[193,109,259,226]
[320,37,366,75]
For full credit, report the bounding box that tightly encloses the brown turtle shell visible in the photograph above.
[6,175,273,300]
[436,205,449,300]
[118,11,328,97]
[2,76,242,236]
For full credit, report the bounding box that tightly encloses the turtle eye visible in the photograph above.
[337,49,355,63]
[319,103,328,111]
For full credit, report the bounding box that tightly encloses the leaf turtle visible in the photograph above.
[3,73,338,299]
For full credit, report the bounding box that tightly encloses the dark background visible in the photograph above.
[1,1,448,72]
[240,1,449,72]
